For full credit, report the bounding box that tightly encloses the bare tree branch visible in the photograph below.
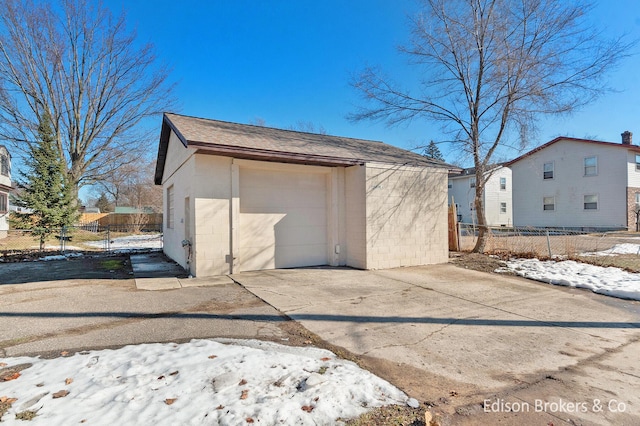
[350,0,634,252]
[0,0,176,198]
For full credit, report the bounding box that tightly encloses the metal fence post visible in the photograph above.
[546,229,552,258]
[106,225,110,252]
[60,227,65,254]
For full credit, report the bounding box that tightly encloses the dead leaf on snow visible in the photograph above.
[216,405,224,410]
[60,351,69,357]
[320,357,331,361]
[0,396,17,404]
[165,398,177,405]
[1,372,20,382]
[169,371,179,376]
[238,379,247,386]
[0,363,6,367]
[240,390,249,400]
[208,355,217,359]
[52,390,69,399]
[246,418,254,423]
[157,375,165,380]
[301,405,314,412]
[65,378,73,385]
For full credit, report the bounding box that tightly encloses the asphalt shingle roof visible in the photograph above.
[155,113,454,184]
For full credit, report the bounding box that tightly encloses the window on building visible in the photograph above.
[0,154,8,176]
[470,177,476,188]
[543,196,555,211]
[636,154,640,171]
[469,201,474,210]
[636,193,640,210]
[584,156,597,176]
[448,180,452,189]
[543,162,554,179]
[0,193,6,213]
[166,185,174,229]
[500,202,507,213]
[500,177,506,190]
[584,194,598,210]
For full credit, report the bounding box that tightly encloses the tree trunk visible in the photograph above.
[472,182,488,253]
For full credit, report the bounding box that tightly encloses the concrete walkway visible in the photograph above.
[233,265,640,425]
[131,252,233,290]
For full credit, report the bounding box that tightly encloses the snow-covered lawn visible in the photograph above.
[581,242,640,256]
[0,339,409,425]
[84,234,162,251]
[500,258,640,301]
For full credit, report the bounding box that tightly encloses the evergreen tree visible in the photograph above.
[95,192,114,212]
[423,140,445,162]
[11,114,78,250]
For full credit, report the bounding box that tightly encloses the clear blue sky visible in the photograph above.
[106,0,640,166]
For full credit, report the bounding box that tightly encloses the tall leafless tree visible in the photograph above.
[0,0,174,200]
[350,0,632,252]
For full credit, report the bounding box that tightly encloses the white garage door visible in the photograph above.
[238,167,328,272]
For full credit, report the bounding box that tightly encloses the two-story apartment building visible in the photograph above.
[507,132,640,231]
[448,165,513,226]
[0,145,11,238]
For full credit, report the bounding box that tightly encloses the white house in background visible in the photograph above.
[506,131,640,231]
[154,113,456,277]
[448,165,512,226]
[0,145,11,238]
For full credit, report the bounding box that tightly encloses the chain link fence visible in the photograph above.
[0,224,163,259]
[459,224,640,272]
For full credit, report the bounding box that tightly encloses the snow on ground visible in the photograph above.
[84,234,162,251]
[0,339,409,426]
[581,243,640,256]
[500,258,640,301]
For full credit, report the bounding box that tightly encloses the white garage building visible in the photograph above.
[154,113,452,277]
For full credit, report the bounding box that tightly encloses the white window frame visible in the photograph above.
[584,156,597,176]
[543,162,554,179]
[448,180,452,189]
[584,194,598,210]
[166,185,175,229]
[500,202,507,213]
[0,192,6,213]
[635,192,640,210]
[636,154,640,171]
[543,196,555,211]
[500,177,506,191]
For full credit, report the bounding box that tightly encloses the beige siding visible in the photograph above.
[511,139,628,229]
[345,165,367,268]
[365,163,448,269]
[191,155,233,276]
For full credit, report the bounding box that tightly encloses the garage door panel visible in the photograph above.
[276,225,327,246]
[274,245,328,268]
[239,167,328,272]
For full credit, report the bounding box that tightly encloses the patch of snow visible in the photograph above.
[38,252,84,262]
[500,258,640,301]
[581,243,640,256]
[0,339,408,425]
[84,234,162,251]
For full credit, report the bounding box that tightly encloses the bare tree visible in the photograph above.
[0,0,174,199]
[96,158,162,212]
[350,0,632,252]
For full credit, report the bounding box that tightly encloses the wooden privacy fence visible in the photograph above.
[78,212,163,230]
[448,203,460,251]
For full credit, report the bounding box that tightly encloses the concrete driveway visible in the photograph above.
[232,264,640,425]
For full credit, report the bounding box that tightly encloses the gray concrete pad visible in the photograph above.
[233,265,640,425]
[130,252,234,290]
